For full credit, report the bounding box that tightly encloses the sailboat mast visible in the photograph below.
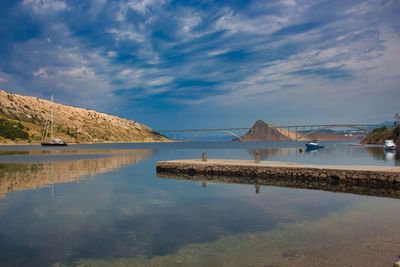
[51,94,54,140]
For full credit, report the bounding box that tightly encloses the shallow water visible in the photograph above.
[0,141,399,266]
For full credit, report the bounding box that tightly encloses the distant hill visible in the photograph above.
[0,90,169,144]
[378,121,397,127]
[301,129,361,141]
[242,120,296,141]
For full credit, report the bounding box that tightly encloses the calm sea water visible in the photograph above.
[0,141,399,266]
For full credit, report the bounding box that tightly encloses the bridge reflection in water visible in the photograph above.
[157,124,382,142]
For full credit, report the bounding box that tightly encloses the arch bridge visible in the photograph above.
[157,124,382,142]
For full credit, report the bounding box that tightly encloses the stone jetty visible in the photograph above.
[156,159,400,198]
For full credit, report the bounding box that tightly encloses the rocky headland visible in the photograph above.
[0,90,169,144]
[361,125,400,147]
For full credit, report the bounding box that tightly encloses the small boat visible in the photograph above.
[305,140,324,150]
[384,140,396,150]
[41,94,67,146]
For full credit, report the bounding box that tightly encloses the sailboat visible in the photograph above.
[41,94,67,146]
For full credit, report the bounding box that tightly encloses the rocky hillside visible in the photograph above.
[0,90,168,144]
[242,120,299,141]
[361,125,400,147]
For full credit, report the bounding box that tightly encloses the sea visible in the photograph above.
[0,141,399,267]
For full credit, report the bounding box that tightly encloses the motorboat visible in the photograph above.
[384,140,396,150]
[305,140,324,150]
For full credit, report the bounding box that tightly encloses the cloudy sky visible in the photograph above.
[0,0,399,129]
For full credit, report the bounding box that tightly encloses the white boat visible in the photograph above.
[384,140,396,150]
[41,94,67,146]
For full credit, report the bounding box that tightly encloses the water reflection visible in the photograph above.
[157,171,400,199]
[384,150,397,161]
[366,146,400,166]
[0,147,365,267]
[249,148,294,160]
[0,149,152,198]
[248,145,400,166]
[0,143,399,267]
[60,198,400,267]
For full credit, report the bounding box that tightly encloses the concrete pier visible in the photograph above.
[156,159,400,198]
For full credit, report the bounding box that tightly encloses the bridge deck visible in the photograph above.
[156,124,381,133]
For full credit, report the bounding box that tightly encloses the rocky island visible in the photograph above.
[241,120,297,141]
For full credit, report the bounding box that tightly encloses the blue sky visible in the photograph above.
[0,0,399,129]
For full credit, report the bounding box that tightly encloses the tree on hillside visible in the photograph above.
[395,113,400,126]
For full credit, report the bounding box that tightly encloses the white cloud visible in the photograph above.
[116,0,168,21]
[215,7,289,35]
[142,86,169,95]
[107,51,117,58]
[33,68,49,78]
[119,68,144,80]
[181,13,201,34]
[22,0,67,13]
[127,0,168,14]
[2,0,399,125]
[207,49,230,57]
[57,66,96,78]
[108,28,145,43]
[282,0,297,6]
[3,28,116,108]
[147,76,173,86]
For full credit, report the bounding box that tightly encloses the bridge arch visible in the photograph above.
[189,130,244,142]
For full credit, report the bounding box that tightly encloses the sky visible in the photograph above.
[0,0,399,129]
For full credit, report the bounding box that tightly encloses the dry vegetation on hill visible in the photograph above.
[0,90,169,144]
[361,125,400,147]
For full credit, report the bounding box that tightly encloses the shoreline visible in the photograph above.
[0,140,385,147]
[0,140,175,146]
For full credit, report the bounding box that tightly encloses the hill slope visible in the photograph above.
[0,90,168,144]
[242,120,300,141]
[361,125,400,147]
